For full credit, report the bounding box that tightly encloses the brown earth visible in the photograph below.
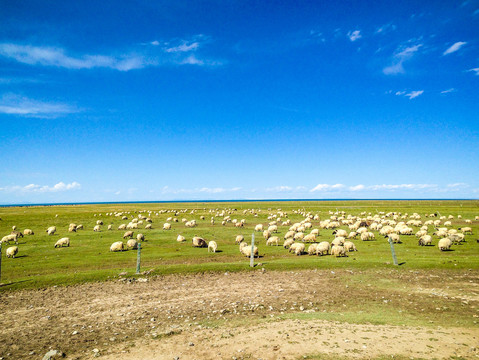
[1,269,478,360]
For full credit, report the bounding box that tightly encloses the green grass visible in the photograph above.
[1,200,478,290]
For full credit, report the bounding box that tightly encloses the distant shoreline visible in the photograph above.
[0,198,477,208]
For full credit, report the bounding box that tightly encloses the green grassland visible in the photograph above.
[0,200,478,290]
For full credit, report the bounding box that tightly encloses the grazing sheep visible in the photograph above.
[136,233,145,242]
[387,233,401,244]
[254,224,264,232]
[268,225,278,233]
[96,220,103,225]
[177,235,186,242]
[331,245,347,257]
[239,242,258,257]
[438,238,452,251]
[23,229,34,236]
[303,233,316,243]
[110,241,125,252]
[145,223,152,229]
[418,235,432,246]
[118,224,127,230]
[235,222,244,228]
[46,226,56,235]
[163,223,171,230]
[283,238,295,249]
[68,224,77,232]
[107,224,113,231]
[307,243,318,255]
[289,242,305,256]
[332,229,348,238]
[310,229,320,236]
[123,231,134,239]
[208,241,218,253]
[93,225,101,232]
[266,236,279,246]
[347,231,358,239]
[284,231,295,240]
[127,239,138,249]
[316,241,330,256]
[235,235,245,244]
[263,230,271,240]
[11,230,23,239]
[6,246,18,258]
[1,234,18,244]
[331,236,345,247]
[192,236,207,248]
[54,237,70,248]
[459,227,472,235]
[294,232,305,241]
[434,229,448,238]
[449,233,465,244]
[343,241,357,252]
[361,231,375,241]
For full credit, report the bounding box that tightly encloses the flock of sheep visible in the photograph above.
[1,207,477,262]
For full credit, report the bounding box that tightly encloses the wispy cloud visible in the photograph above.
[383,43,422,75]
[349,184,365,191]
[0,181,81,193]
[0,36,222,71]
[0,94,80,118]
[347,30,362,42]
[440,88,456,94]
[0,43,148,71]
[443,41,467,55]
[394,90,424,99]
[467,67,479,75]
[375,23,396,34]
[310,184,345,192]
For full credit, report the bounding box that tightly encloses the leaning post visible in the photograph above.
[136,242,141,274]
[250,233,255,268]
[388,237,398,266]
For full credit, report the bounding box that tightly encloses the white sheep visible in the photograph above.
[343,241,357,252]
[118,224,127,230]
[316,241,330,256]
[289,242,305,256]
[136,233,145,242]
[1,234,18,244]
[107,224,113,231]
[46,226,56,235]
[123,231,134,239]
[110,241,125,252]
[6,246,18,258]
[418,235,432,246]
[163,223,171,230]
[177,235,186,242]
[331,236,345,247]
[387,233,401,244]
[268,225,278,233]
[235,235,245,244]
[127,239,138,249]
[283,238,295,249]
[303,233,316,243]
[96,220,103,225]
[54,237,70,248]
[23,229,34,236]
[254,224,264,232]
[93,225,101,232]
[331,245,347,257]
[307,243,318,255]
[266,236,279,246]
[438,238,452,251]
[294,232,305,241]
[333,229,348,238]
[192,236,207,247]
[208,241,218,253]
[284,231,295,240]
[145,223,152,229]
[459,227,472,234]
[239,242,258,257]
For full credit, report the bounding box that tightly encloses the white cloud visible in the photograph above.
[349,184,365,191]
[0,43,148,71]
[383,43,422,75]
[368,184,437,191]
[0,181,81,193]
[375,23,396,34]
[0,94,79,118]
[347,30,362,42]
[180,55,204,65]
[405,90,424,99]
[165,41,200,53]
[467,67,479,75]
[443,41,467,55]
[310,184,345,192]
[440,88,456,94]
[266,186,293,192]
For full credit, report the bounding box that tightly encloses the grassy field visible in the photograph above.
[0,200,478,290]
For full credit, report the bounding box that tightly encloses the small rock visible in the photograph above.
[42,349,65,360]
[189,342,194,346]
[138,278,148,283]
[72,331,79,335]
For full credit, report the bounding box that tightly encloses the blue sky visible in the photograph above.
[0,0,478,204]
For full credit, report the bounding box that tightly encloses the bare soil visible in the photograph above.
[1,269,478,360]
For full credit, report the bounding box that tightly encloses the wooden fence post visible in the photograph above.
[250,233,255,268]
[388,237,398,265]
[136,243,141,274]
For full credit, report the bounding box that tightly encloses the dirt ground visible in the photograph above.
[1,269,478,360]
